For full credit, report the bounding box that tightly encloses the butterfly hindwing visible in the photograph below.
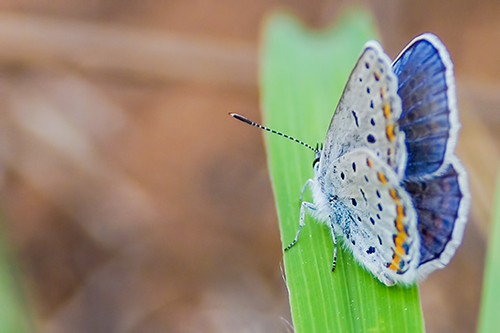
[321,41,407,178]
[318,148,420,285]
[402,157,470,280]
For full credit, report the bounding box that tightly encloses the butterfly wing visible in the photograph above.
[321,41,407,178]
[393,33,459,180]
[402,157,470,280]
[393,33,470,278]
[317,148,420,285]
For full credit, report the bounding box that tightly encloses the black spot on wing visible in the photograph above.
[352,110,359,127]
[360,188,367,202]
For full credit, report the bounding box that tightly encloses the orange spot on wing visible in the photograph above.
[394,202,407,233]
[394,234,407,255]
[395,219,405,234]
[389,188,399,201]
[374,72,380,81]
[366,158,373,168]
[396,204,405,220]
[383,103,391,119]
[388,263,398,271]
[386,123,396,141]
[377,172,388,184]
[388,254,401,271]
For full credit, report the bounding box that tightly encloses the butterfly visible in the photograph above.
[231,33,470,286]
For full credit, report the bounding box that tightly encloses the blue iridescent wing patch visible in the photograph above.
[393,34,460,180]
[403,157,469,279]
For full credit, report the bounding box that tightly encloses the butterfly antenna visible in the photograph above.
[229,113,317,152]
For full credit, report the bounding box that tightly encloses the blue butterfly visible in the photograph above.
[232,33,470,286]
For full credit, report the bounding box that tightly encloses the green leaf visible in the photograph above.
[478,169,500,332]
[0,222,33,332]
[260,7,424,332]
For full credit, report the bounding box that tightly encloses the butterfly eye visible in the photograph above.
[313,157,320,167]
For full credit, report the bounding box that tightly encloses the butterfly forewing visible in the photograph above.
[393,33,460,180]
[321,42,407,178]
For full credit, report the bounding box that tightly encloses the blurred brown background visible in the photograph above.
[0,0,497,332]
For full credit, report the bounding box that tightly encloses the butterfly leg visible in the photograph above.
[329,220,338,272]
[284,201,316,251]
[299,178,313,202]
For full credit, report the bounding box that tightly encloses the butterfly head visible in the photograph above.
[312,142,323,170]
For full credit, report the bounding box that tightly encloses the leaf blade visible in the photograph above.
[478,168,500,332]
[260,7,424,332]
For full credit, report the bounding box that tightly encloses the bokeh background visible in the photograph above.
[0,0,497,332]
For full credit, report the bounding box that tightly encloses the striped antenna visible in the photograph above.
[229,113,317,152]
